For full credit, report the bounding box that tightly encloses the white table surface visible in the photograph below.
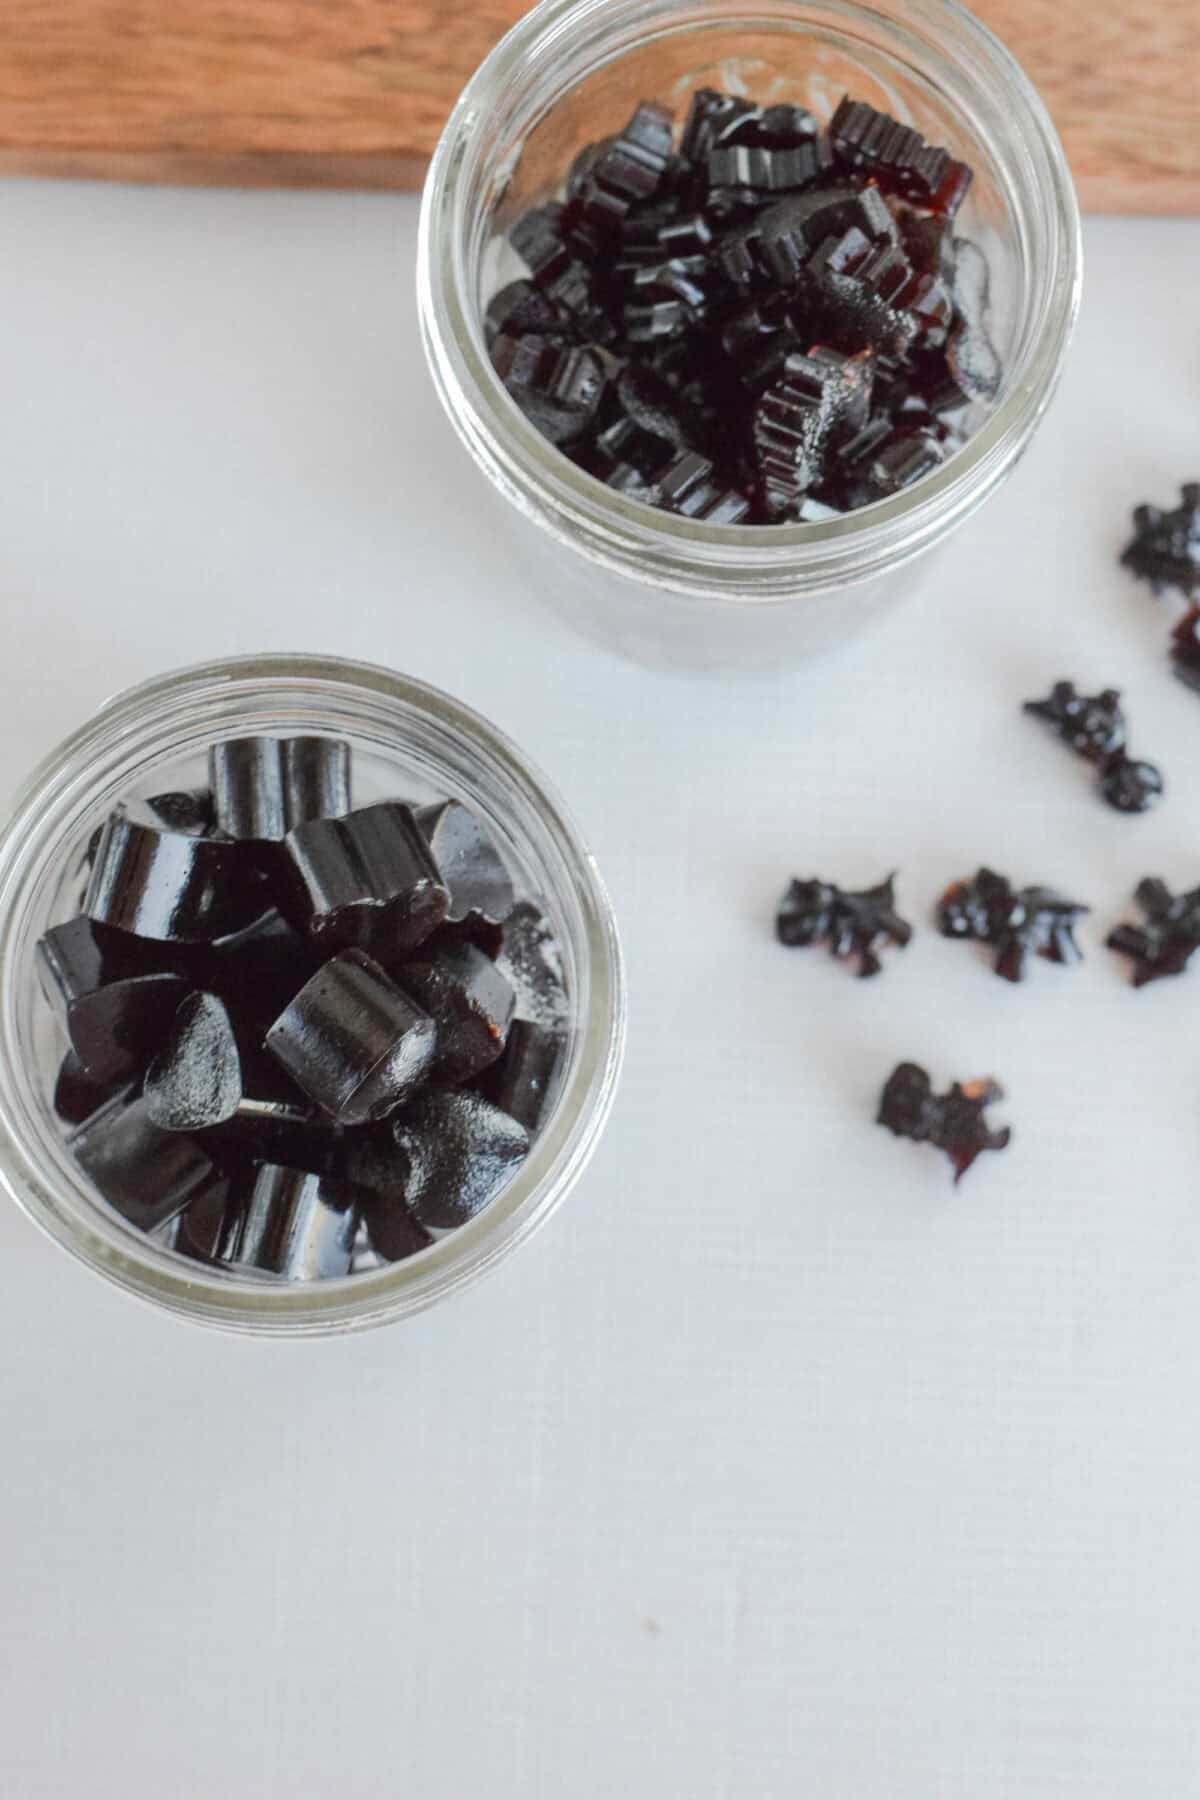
[1,181,1199,1799]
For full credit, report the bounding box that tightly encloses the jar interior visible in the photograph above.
[470,2,1030,492]
[10,694,589,1303]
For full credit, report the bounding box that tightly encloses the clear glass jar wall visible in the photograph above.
[419,0,1082,668]
[0,658,625,1335]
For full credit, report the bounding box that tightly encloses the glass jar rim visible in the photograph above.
[418,0,1083,600]
[0,654,626,1335]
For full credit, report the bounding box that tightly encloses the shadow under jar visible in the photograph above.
[0,657,625,1335]
[418,0,1082,670]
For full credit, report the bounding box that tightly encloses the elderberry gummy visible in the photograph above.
[938,868,1088,983]
[490,85,997,523]
[1121,483,1200,596]
[36,736,570,1282]
[877,1061,1010,1183]
[1107,878,1200,986]
[776,873,912,976]
[1023,681,1164,815]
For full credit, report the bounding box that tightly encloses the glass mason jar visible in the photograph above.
[418,0,1082,670]
[0,656,625,1335]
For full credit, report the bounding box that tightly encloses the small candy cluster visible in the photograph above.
[767,476,1200,1184]
[1023,681,1163,814]
[776,864,1200,1180]
[1120,483,1200,690]
[40,739,567,1280]
[487,88,999,524]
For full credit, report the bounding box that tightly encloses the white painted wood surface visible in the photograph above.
[0,184,1198,1798]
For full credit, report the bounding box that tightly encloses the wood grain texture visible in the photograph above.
[0,0,1195,210]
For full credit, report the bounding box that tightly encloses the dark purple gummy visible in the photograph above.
[1107,878,1200,985]
[478,1019,563,1133]
[283,802,450,962]
[938,868,1089,983]
[53,1051,128,1128]
[1122,485,1200,596]
[1099,754,1164,815]
[392,1090,530,1230]
[878,1062,1010,1182]
[69,1090,226,1233]
[396,943,516,1085]
[37,916,192,1085]
[490,333,607,445]
[144,991,243,1132]
[85,813,263,944]
[202,1095,339,1178]
[265,948,436,1127]
[753,347,874,516]
[776,873,912,976]
[228,1164,360,1281]
[829,96,973,217]
[209,736,350,842]
[414,800,516,942]
[1023,681,1127,763]
[488,85,989,525]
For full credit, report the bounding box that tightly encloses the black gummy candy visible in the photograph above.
[490,334,607,446]
[175,1180,246,1265]
[196,907,324,1044]
[478,1019,563,1133]
[85,812,261,943]
[283,802,450,961]
[776,873,912,976]
[37,916,191,1085]
[1121,484,1200,596]
[1023,681,1164,815]
[1107,878,1200,986]
[69,1090,226,1233]
[1023,681,1126,762]
[53,1050,127,1127]
[415,800,516,942]
[878,1061,1010,1182]
[362,1194,434,1265]
[338,1135,435,1263]
[938,868,1088,982]
[144,992,243,1132]
[397,943,516,1085]
[210,736,351,841]
[488,85,990,526]
[828,96,973,217]
[203,1095,339,1177]
[393,1089,530,1230]
[1098,755,1163,815]
[228,1164,361,1281]
[265,948,436,1126]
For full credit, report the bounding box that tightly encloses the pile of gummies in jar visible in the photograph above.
[486,88,1002,524]
[39,737,567,1281]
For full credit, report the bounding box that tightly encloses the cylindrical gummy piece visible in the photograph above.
[232,1164,361,1281]
[283,802,450,960]
[265,948,437,1126]
[85,813,260,942]
[210,737,351,841]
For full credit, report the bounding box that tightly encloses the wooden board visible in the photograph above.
[0,0,1195,211]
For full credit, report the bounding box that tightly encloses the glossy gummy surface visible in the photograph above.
[877,1060,1010,1182]
[0,659,625,1334]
